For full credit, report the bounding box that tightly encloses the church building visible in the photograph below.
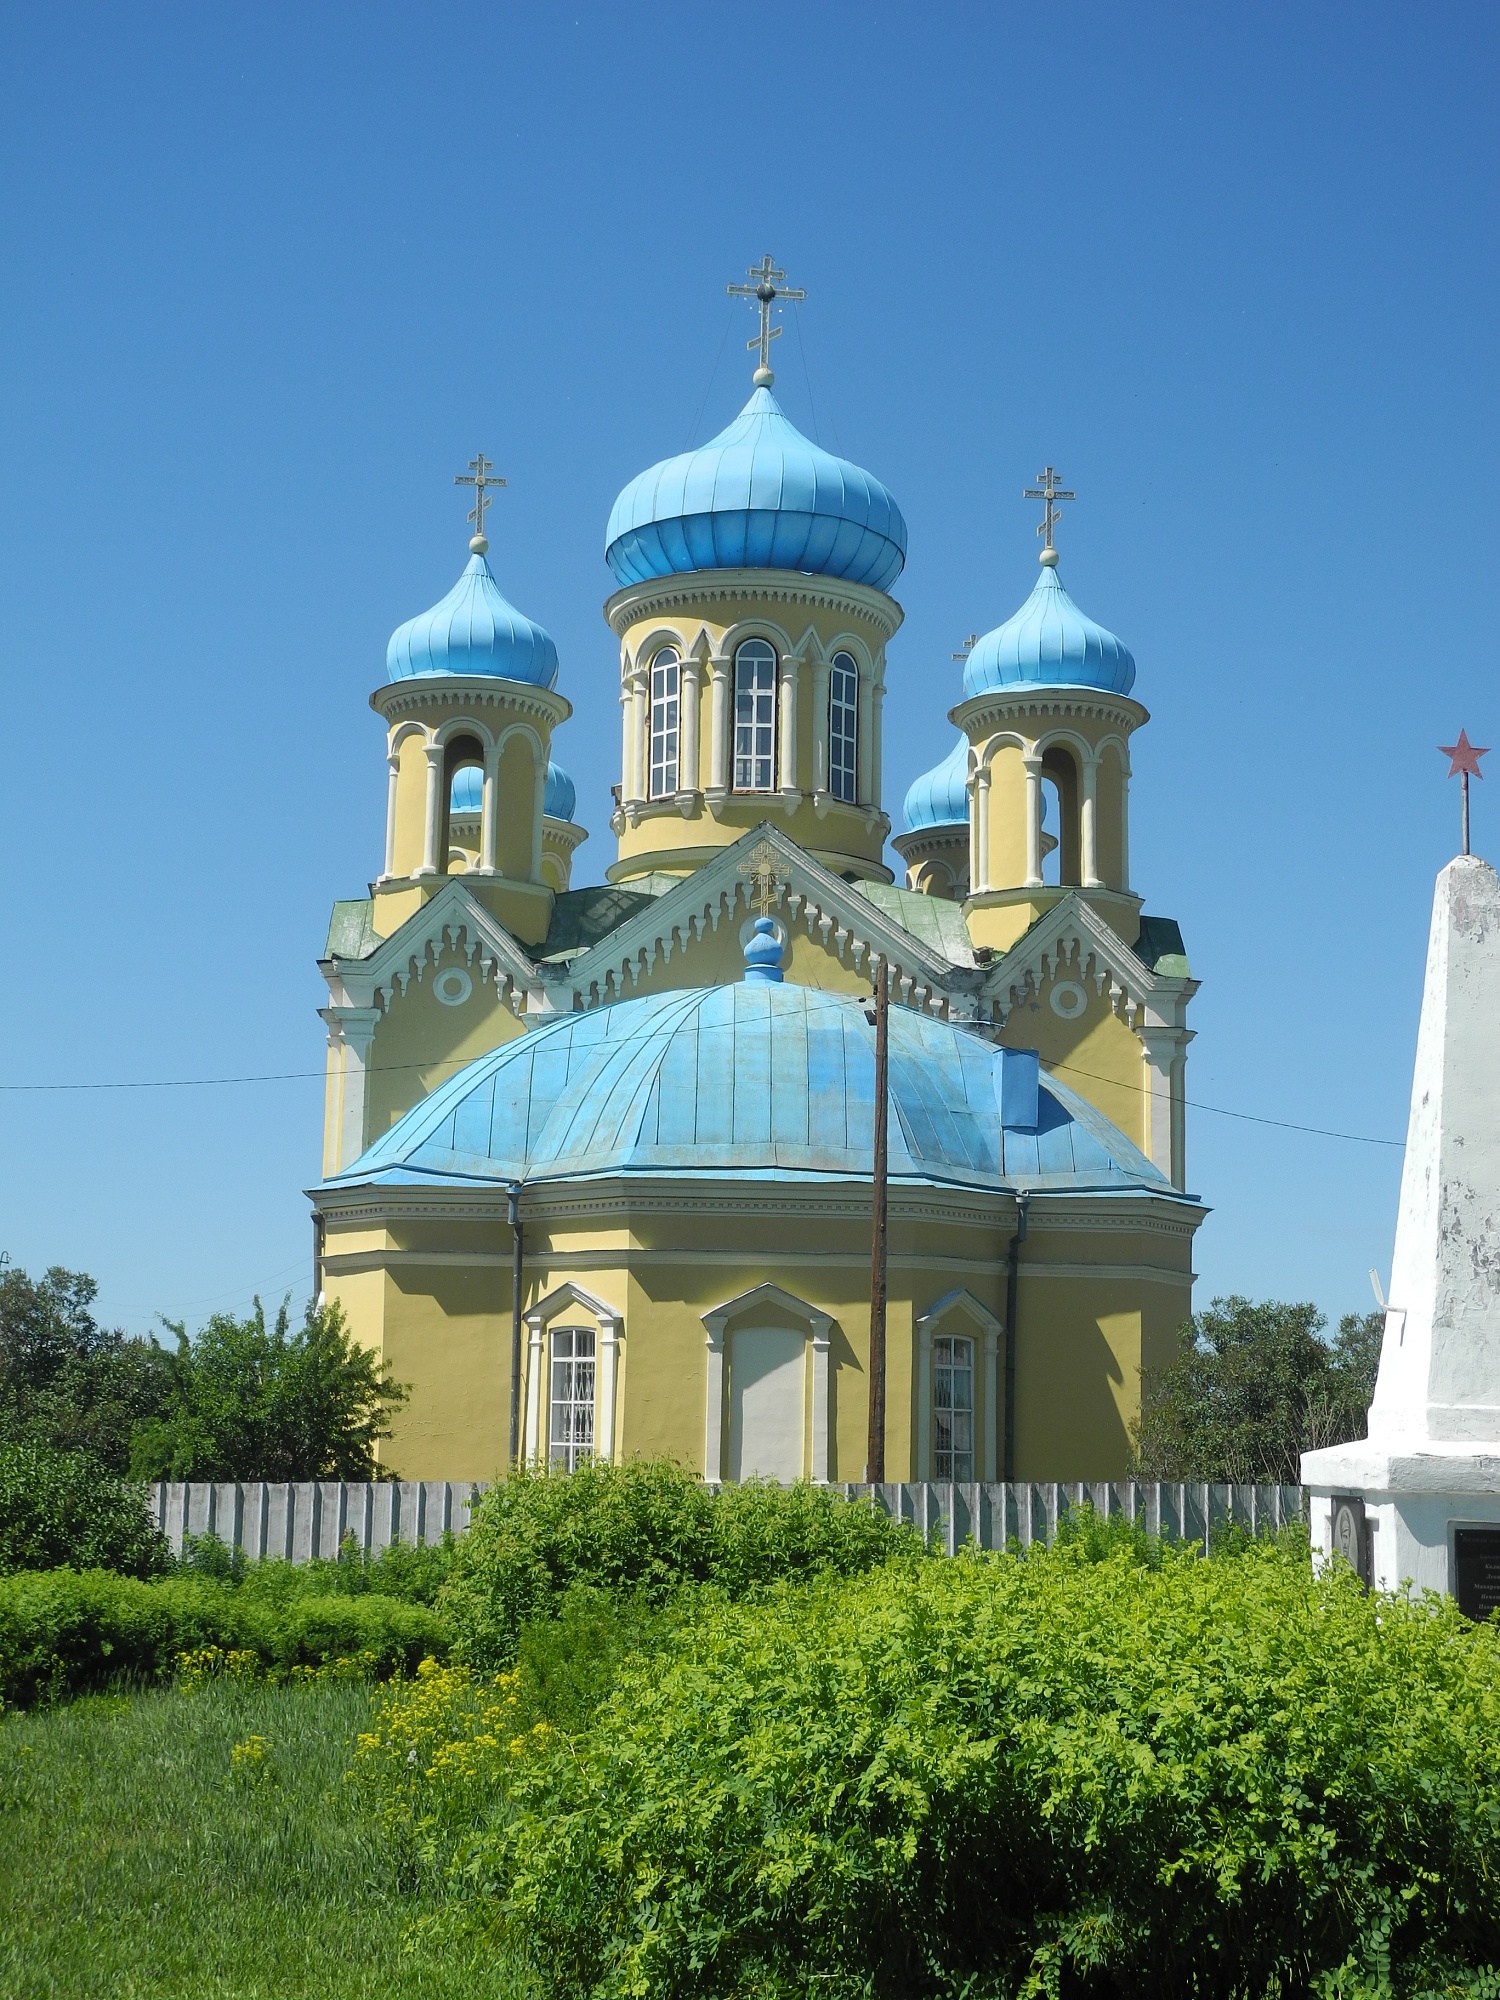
[311,266,1204,1483]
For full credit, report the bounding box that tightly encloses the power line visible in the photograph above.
[1045,1057,1404,1150]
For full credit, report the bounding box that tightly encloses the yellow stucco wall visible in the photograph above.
[320,1188,1197,1483]
[364,959,529,1141]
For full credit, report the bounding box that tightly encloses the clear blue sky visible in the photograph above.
[1,3,1495,1339]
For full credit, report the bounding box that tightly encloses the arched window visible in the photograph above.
[828,652,859,803]
[1039,745,1081,885]
[549,1327,596,1471]
[733,639,777,791]
[648,646,680,799]
[933,1335,974,1481]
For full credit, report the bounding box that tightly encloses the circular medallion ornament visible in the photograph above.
[1049,980,1087,1020]
[434,967,473,1008]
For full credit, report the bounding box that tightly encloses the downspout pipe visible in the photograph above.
[508,1183,524,1469]
[1003,1192,1029,1482]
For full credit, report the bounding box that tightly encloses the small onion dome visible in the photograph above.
[450,766,483,813]
[387,551,559,687]
[605,386,906,593]
[902,736,970,833]
[543,760,576,823]
[962,563,1135,699]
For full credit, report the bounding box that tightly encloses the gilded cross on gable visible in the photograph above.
[738,839,782,918]
[1024,465,1075,557]
[454,451,507,551]
[727,255,806,383]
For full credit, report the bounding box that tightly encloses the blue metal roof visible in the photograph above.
[449,759,576,823]
[322,981,1182,1200]
[902,736,970,833]
[963,563,1135,699]
[605,387,907,593]
[387,552,559,687]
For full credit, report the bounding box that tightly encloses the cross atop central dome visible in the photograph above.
[605,385,907,594]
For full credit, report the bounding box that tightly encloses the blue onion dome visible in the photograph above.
[962,562,1135,699]
[387,551,559,687]
[605,386,907,593]
[450,766,483,814]
[543,760,576,822]
[902,736,970,834]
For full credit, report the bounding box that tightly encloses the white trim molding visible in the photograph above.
[521,1281,625,1466]
[701,1281,836,1484]
[915,1289,1003,1482]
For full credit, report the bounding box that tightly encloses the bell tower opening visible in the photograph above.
[1039,743,1081,886]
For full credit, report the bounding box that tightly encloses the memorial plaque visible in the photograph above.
[1453,1527,1500,1622]
[1330,1495,1371,1586]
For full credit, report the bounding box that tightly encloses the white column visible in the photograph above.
[972,768,991,894]
[810,1316,832,1483]
[916,1320,933,1481]
[596,1315,623,1461]
[811,657,831,795]
[322,1007,381,1171]
[479,745,499,873]
[524,1314,545,1464]
[619,685,633,807]
[380,754,400,881]
[870,683,885,811]
[1120,766,1132,891]
[628,674,647,804]
[1081,753,1100,887]
[1023,756,1043,888]
[679,659,702,794]
[1138,1027,1180,1183]
[708,659,730,793]
[416,743,444,877]
[983,1328,999,1482]
[778,655,799,795]
[703,1315,726,1479]
[856,672,874,804]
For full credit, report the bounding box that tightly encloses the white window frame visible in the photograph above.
[828,652,859,804]
[549,1326,596,1471]
[933,1334,975,1482]
[733,639,778,792]
[648,647,680,799]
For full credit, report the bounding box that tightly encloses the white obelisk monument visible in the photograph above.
[1304,810,1500,1611]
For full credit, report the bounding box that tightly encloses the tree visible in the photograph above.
[0,1266,172,1472]
[1132,1296,1383,1484]
[129,1295,407,1482]
[0,1438,170,1577]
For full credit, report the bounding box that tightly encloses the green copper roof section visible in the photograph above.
[325,900,381,961]
[1133,915,1190,978]
[851,881,977,968]
[536,886,665,963]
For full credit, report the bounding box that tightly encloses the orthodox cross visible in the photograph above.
[1439,729,1489,856]
[951,632,980,662]
[738,838,782,917]
[727,256,805,377]
[454,451,507,546]
[1024,465,1075,555]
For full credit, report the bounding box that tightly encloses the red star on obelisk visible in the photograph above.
[1438,729,1489,856]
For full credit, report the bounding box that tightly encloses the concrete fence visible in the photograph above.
[149,1479,1306,1563]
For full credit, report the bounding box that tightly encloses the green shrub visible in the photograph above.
[439,1460,923,1668]
[0,1568,449,1707]
[475,1538,1500,1999]
[177,1529,457,1607]
[513,1584,681,1734]
[0,1440,170,1579]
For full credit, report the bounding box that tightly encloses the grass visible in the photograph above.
[0,1680,525,2000]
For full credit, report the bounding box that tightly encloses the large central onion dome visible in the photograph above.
[962,561,1135,699]
[605,386,907,593]
[387,551,559,687]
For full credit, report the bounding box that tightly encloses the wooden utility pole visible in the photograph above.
[866,956,889,1484]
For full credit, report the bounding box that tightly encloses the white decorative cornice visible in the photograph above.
[321,878,542,1018]
[948,689,1147,738]
[603,569,904,643]
[370,677,572,730]
[978,891,1199,1032]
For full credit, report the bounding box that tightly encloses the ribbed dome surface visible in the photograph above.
[450,760,576,821]
[387,553,559,687]
[325,982,1173,1196]
[543,761,576,822]
[605,387,906,593]
[963,565,1135,698]
[903,737,970,833]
